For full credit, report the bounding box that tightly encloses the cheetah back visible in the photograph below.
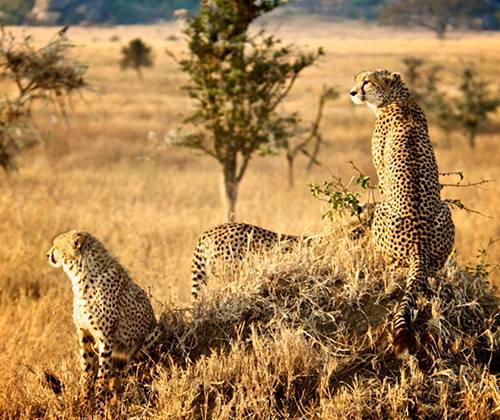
[191,223,300,298]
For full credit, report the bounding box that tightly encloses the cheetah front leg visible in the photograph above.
[94,336,115,407]
[77,329,98,404]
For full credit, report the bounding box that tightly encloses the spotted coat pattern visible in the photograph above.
[350,69,455,354]
[191,223,301,299]
[47,230,162,404]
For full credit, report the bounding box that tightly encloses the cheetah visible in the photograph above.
[47,230,163,405]
[350,69,455,354]
[191,223,304,299]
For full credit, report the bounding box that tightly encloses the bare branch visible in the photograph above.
[441,179,493,189]
[444,198,492,218]
[236,154,251,183]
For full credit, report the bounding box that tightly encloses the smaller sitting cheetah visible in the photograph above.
[47,230,162,405]
[191,223,304,299]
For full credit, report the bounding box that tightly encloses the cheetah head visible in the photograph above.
[350,69,405,111]
[47,230,88,268]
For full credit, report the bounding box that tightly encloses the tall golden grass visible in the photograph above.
[0,17,498,418]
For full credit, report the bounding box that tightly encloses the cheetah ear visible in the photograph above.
[389,72,402,84]
[73,233,85,250]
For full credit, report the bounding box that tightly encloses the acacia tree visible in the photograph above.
[0,29,87,172]
[120,38,153,79]
[454,66,499,149]
[401,58,499,149]
[401,57,458,146]
[170,0,322,221]
[380,0,488,39]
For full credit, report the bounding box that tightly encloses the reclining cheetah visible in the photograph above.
[350,69,455,354]
[47,230,163,405]
[191,223,304,299]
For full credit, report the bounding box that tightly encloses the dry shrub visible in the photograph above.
[149,229,499,418]
[0,29,87,171]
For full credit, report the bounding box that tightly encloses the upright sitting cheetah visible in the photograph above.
[47,230,162,404]
[350,69,455,354]
[191,223,303,299]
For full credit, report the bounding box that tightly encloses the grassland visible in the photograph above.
[0,16,499,418]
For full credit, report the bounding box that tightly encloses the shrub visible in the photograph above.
[120,38,154,79]
[0,28,87,171]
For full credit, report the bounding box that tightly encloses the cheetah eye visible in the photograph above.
[360,80,370,94]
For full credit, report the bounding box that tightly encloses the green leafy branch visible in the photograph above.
[309,162,374,222]
[465,239,499,279]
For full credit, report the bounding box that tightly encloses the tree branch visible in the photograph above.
[269,72,298,111]
[236,154,251,183]
[444,198,492,218]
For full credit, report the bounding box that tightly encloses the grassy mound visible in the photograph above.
[11,226,497,418]
[148,230,498,418]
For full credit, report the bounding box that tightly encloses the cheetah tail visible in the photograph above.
[141,324,165,358]
[392,256,425,356]
[44,370,65,395]
[191,244,207,300]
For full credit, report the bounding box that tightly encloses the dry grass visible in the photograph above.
[0,17,499,418]
[152,236,498,418]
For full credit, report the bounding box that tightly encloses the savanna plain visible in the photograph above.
[0,16,499,418]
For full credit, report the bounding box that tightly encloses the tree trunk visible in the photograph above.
[435,19,447,40]
[221,154,239,222]
[286,153,294,189]
[442,129,451,148]
[467,130,476,149]
[306,134,322,173]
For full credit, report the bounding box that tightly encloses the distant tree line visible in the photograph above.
[379,0,500,38]
[2,0,500,30]
[0,0,35,24]
[0,0,199,25]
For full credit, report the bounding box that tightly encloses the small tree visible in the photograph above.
[402,57,458,146]
[169,0,323,221]
[401,57,430,103]
[278,85,338,188]
[380,0,488,39]
[0,28,87,172]
[427,93,457,147]
[453,66,499,149]
[120,38,153,79]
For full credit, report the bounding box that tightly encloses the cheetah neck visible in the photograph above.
[366,102,378,115]
[389,85,411,103]
[62,259,87,293]
[377,86,413,111]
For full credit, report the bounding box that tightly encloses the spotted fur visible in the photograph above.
[191,223,302,299]
[350,69,455,355]
[47,230,162,405]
